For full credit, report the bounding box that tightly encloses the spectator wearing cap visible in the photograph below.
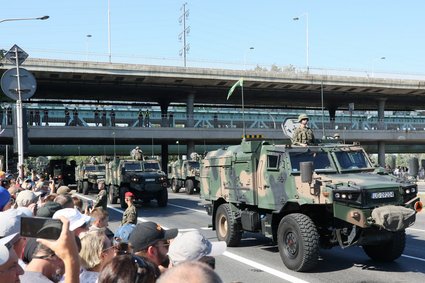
[53,208,91,237]
[15,190,37,209]
[0,209,27,268]
[121,192,137,225]
[0,187,12,211]
[36,201,63,218]
[128,221,178,272]
[0,233,25,283]
[56,186,71,195]
[79,230,115,283]
[93,180,107,211]
[167,230,226,269]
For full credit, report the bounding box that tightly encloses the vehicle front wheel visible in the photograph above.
[363,230,406,262]
[185,179,194,195]
[157,189,168,207]
[215,203,242,247]
[277,213,320,272]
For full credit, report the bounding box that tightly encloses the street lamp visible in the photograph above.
[371,56,386,77]
[0,15,49,24]
[108,0,112,63]
[0,15,49,180]
[293,13,309,71]
[86,34,92,61]
[243,47,255,70]
[176,141,180,159]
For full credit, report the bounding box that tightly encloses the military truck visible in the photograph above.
[106,158,168,209]
[169,154,200,194]
[200,138,422,272]
[75,163,106,195]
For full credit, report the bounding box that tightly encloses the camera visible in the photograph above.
[20,217,62,240]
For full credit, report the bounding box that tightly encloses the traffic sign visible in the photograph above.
[1,68,37,100]
[4,44,28,66]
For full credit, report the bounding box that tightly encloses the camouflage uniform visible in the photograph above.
[93,189,107,210]
[121,204,138,225]
[292,126,315,145]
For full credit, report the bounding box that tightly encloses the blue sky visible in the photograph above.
[1,1,425,75]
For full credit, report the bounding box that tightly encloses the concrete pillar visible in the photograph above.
[186,92,195,128]
[378,141,385,167]
[377,98,386,130]
[187,140,195,157]
[159,102,169,127]
[161,143,168,173]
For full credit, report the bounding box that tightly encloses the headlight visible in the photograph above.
[131,177,139,182]
[333,186,363,205]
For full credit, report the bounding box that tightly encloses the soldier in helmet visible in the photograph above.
[292,113,315,146]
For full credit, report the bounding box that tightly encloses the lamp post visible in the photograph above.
[176,141,180,159]
[371,56,386,77]
[293,13,309,71]
[241,47,254,137]
[108,0,112,63]
[0,15,49,180]
[86,34,92,61]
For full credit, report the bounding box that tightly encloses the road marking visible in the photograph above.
[223,251,310,283]
[407,227,425,233]
[402,254,425,262]
[168,203,207,214]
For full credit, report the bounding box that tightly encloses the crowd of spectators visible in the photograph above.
[0,172,226,283]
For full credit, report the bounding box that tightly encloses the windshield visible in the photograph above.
[187,161,200,169]
[289,151,335,172]
[334,150,372,170]
[85,165,105,171]
[144,162,161,171]
[124,163,143,171]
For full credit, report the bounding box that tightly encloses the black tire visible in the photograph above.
[363,230,406,262]
[185,179,194,195]
[83,181,89,195]
[277,213,320,272]
[215,203,242,247]
[157,189,168,207]
[120,187,128,209]
[171,178,180,193]
[108,185,118,204]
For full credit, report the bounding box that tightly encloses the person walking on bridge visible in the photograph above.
[292,113,315,146]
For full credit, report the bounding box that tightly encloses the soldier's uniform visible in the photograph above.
[93,189,107,210]
[292,114,315,145]
[121,203,137,225]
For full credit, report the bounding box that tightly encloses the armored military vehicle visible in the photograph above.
[200,138,422,272]
[76,163,106,195]
[106,158,168,209]
[169,153,200,194]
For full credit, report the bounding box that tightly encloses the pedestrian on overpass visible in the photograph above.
[110,109,115,127]
[43,108,49,126]
[94,107,100,126]
[64,107,70,126]
[138,109,144,127]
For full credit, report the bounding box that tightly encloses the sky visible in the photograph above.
[1,1,425,76]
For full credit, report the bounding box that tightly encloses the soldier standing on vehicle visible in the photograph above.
[121,191,137,225]
[93,180,107,210]
[130,146,143,160]
[292,113,315,146]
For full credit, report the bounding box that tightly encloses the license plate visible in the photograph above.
[371,191,394,199]
[145,178,155,182]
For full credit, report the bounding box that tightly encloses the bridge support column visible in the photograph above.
[377,98,386,130]
[187,140,195,157]
[378,141,385,167]
[159,102,169,127]
[161,143,168,173]
[186,92,195,128]
[328,107,336,130]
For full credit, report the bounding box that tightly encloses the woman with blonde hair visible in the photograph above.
[79,230,115,283]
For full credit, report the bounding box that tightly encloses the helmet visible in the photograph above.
[298,113,309,122]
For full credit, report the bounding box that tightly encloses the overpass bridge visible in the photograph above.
[2,58,425,167]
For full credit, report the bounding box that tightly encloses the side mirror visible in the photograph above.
[300,161,313,184]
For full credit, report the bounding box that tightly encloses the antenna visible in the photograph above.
[179,3,190,67]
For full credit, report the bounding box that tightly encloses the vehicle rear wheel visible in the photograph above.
[83,181,89,195]
[120,187,128,209]
[363,230,406,262]
[215,203,242,247]
[185,179,194,195]
[157,189,168,207]
[277,213,320,272]
[108,185,118,204]
[171,178,180,193]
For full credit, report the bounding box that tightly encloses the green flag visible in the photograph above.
[227,78,243,100]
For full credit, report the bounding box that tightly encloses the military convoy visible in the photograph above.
[200,137,422,271]
[168,153,200,194]
[106,158,168,209]
[75,163,106,195]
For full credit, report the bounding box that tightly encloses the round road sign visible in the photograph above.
[1,67,37,100]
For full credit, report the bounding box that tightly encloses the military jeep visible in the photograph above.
[75,163,106,195]
[106,158,168,209]
[200,138,422,272]
[169,157,200,194]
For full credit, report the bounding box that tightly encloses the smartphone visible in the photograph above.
[20,216,62,240]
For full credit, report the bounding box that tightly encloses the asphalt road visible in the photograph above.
[76,189,425,283]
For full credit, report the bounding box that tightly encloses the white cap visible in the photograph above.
[0,209,23,238]
[167,230,227,266]
[53,208,91,231]
[0,233,19,265]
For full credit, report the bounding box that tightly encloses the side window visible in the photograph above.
[267,155,280,170]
